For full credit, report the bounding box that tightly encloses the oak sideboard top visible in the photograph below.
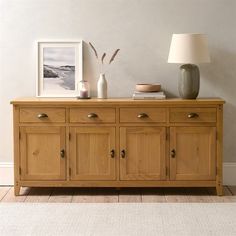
[11,97,225,106]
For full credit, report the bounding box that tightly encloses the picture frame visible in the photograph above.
[36,40,83,97]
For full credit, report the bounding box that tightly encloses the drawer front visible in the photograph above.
[170,108,217,123]
[70,108,116,123]
[120,108,166,123]
[20,108,66,123]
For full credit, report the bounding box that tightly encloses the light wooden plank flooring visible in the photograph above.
[0,186,236,203]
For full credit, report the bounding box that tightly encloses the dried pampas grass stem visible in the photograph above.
[88,42,120,74]
[89,42,98,59]
[109,49,120,64]
[101,53,106,64]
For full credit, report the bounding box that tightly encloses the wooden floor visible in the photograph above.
[0,186,236,203]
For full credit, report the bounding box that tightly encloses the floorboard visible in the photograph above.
[0,187,11,201]
[118,188,142,203]
[0,186,236,203]
[228,186,236,195]
[207,186,236,203]
[25,187,52,203]
[164,188,190,203]
[1,187,30,202]
[141,188,166,203]
[72,188,118,203]
[185,187,212,203]
[48,188,75,203]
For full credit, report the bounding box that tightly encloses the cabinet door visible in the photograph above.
[120,127,166,180]
[170,127,216,180]
[70,127,116,180]
[20,127,66,180]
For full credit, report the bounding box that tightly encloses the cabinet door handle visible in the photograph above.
[121,149,126,158]
[137,113,149,119]
[60,149,65,158]
[37,113,48,119]
[110,149,115,158]
[170,149,176,158]
[187,113,199,118]
[87,113,98,118]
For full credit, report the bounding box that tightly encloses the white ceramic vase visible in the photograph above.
[97,73,107,99]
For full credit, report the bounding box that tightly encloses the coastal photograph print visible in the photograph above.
[37,41,83,97]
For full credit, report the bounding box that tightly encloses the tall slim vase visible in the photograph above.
[97,73,107,99]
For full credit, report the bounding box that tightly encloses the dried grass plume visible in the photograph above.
[89,42,120,73]
[109,49,120,64]
[89,42,98,59]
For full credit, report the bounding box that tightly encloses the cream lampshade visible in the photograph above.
[168,33,210,99]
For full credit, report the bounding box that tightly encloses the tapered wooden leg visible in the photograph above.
[14,185,21,196]
[216,184,223,196]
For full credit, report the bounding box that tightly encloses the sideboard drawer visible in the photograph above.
[170,108,217,123]
[20,108,66,123]
[120,108,166,123]
[70,108,116,123]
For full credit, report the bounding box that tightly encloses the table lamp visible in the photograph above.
[168,33,210,99]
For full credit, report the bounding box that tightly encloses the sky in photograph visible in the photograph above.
[43,47,75,66]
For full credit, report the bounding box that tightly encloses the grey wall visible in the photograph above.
[0,0,235,162]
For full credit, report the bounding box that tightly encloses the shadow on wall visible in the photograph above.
[202,47,236,162]
[202,47,236,96]
[163,90,176,98]
[223,102,236,163]
[82,42,98,97]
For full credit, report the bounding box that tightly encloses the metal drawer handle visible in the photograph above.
[60,149,65,158]
[110,149,115,158]
[187,113,199,118]
[37,113,48,119]
[137,113,149,119]
[171,149,176,158]
[87,113,98,118]
[121,150,126,158]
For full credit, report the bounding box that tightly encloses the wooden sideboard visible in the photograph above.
[11,98,225,195]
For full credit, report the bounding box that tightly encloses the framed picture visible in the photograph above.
[37,41,83,97]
